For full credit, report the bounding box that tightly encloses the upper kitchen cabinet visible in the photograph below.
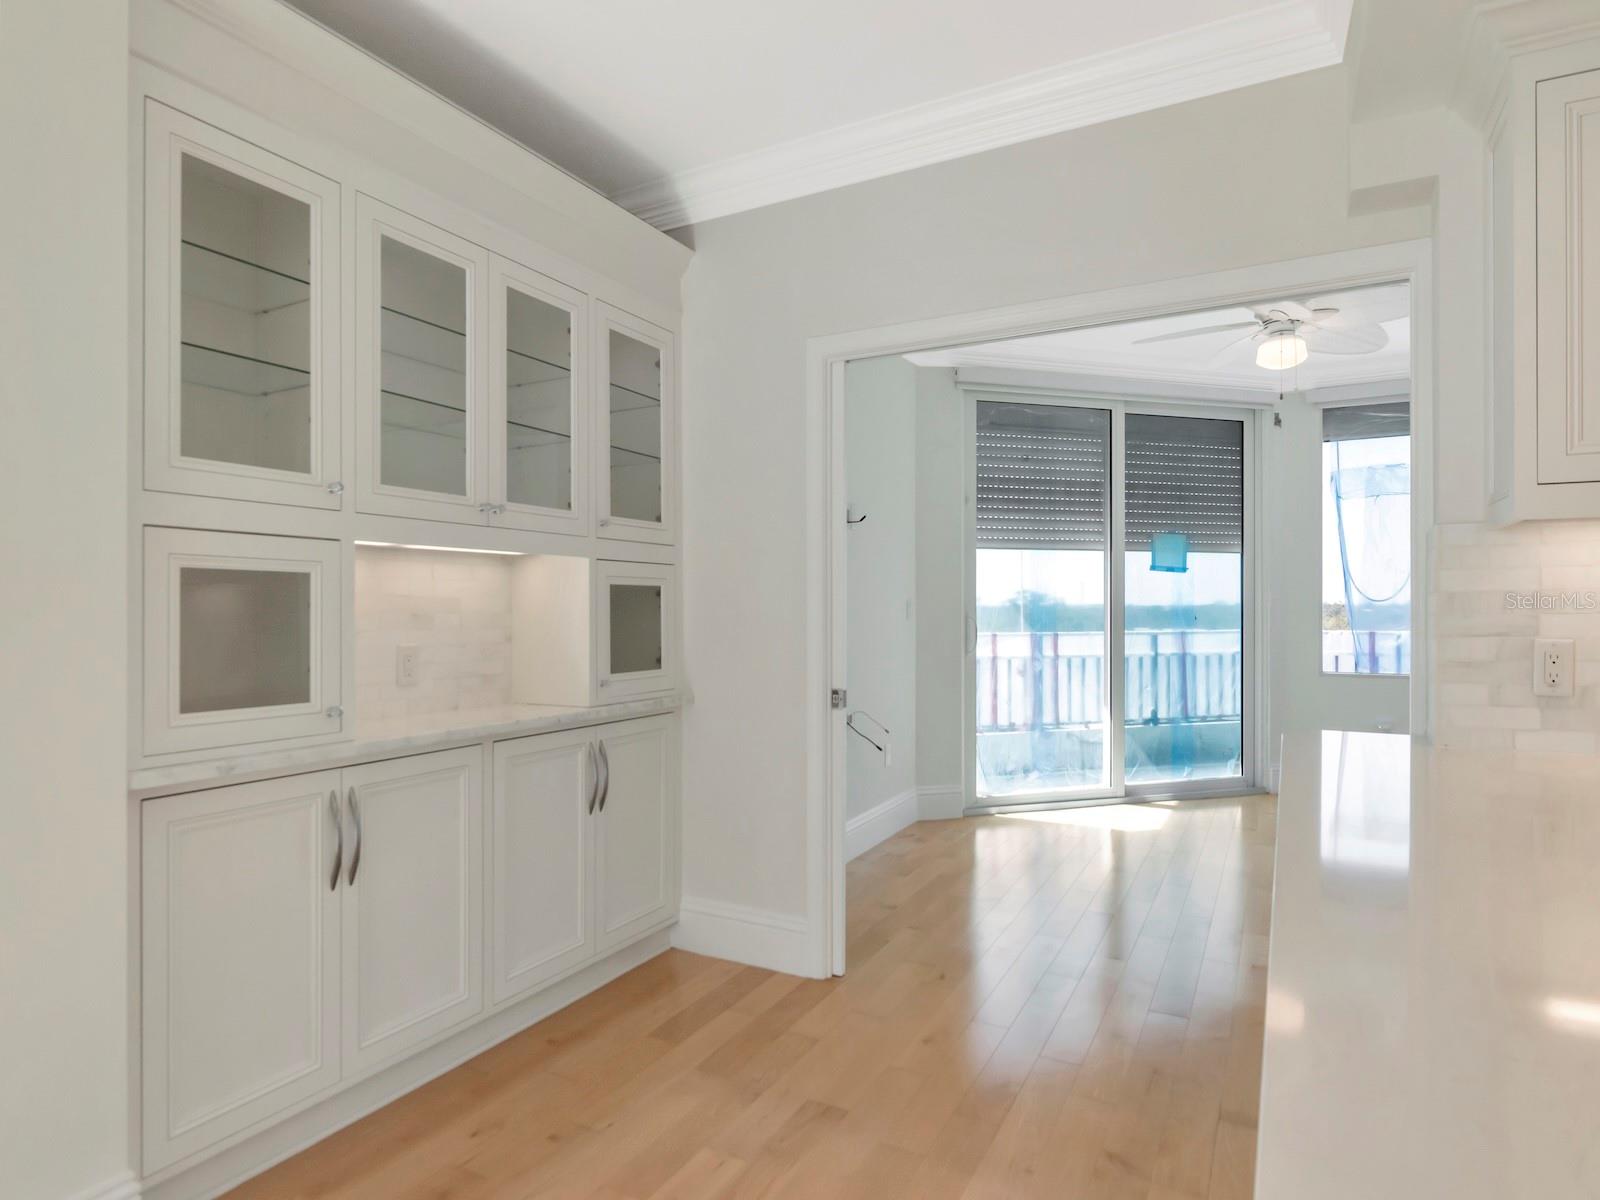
[1488,51,1600,522]
[489,257,590,535]
[143,102,342,508]
[597,303,676,546]
[355,195,491,525]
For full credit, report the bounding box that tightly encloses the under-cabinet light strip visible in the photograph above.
[353,540,526,556]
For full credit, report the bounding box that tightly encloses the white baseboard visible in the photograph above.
[917,783,965,821]
[66,1172,141,1200]
[845,788,919,860]
[671,897,814,976]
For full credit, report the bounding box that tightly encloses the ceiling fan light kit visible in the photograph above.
[1256,330,1308,371]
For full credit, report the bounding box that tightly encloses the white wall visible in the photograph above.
[912,367,967,818]
[842,358,918,833]
[0,2,133,1198]
[680,64,1427,924]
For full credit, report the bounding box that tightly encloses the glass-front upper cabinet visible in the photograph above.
[596,560,676,699]
[597,303,676,545]
[142,527,343,757]
[488,256,588,534]
[355,194,489,523]
[143,102,341,508]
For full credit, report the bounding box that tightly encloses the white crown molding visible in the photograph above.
[1454,0,1600,130]
[612,0,1353,230]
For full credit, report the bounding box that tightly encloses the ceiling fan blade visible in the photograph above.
[1204,329,1264,367]
[1309,288,1408,324]
[1302,322,1389,355]
[1131,321,1259,346]
[1268,299,1316,322]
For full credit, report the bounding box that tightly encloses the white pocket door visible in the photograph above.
[490,728,597,1005]
[340,747,484,1076]
[142,527,343,757]
[141,771,343,1171]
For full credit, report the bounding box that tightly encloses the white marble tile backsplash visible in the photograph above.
[355,546,515,725]
[1432,521,1600,754]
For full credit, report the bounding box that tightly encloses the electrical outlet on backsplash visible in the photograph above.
[355,546,516,725]
[1432,521,1600,754]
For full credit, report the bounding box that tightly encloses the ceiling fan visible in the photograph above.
[1131,298,1390,370]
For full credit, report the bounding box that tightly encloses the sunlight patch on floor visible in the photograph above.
[998,803,1169,832]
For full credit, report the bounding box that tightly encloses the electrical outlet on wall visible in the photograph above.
[396,644,419,688]
[1533,638,1575,698]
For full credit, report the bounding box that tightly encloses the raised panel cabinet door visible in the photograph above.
[341,746,484,1076]
[1537,68,1600,484]
[490,729,596,1005]
[595,715,679,952]
[143,101,342,508]
[142,771,343,1171]
[596,303,676,546]
[354,194,491,524]
[488,255,591,535]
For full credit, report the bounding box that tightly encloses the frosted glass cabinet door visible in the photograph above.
[142,527,343,756]
[355,195,490,523]
[143,102,341,507]
[597,304,676,545]
[488,257,589,534]
[596,561,676,700]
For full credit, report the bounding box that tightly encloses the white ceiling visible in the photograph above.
[283,0,1353,228]
[907,282,1411,396]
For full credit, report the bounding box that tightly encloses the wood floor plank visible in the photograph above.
[222,795,1275,1200]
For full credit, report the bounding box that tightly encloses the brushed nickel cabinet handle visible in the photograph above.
[597,740,611,813]
[329,789,342,891]
[586,743,599,814]
[347,786,362,886]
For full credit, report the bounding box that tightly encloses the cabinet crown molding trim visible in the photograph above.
[610,0,1350,230]
[1454,0,1600,130]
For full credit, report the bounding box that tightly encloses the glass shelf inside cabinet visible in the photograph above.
[182,342,310,397]
[181,240,310,313]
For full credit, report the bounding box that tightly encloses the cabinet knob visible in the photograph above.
[326,480,345,495]
[325,705,343,720]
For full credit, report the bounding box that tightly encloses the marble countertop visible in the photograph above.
[129,693,684,796]
[1258,731,1600,1199]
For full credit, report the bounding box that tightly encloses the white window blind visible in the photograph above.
[975,401,1110,549]
[1124,413,1243,553]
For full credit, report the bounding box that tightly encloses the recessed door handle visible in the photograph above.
[346,786,362,886]
[328,789,342,891]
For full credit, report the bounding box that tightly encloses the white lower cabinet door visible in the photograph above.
[142,771,343,1172]
[490,728,597,1005]
[340,747,484,1076]
[595,715,679,952]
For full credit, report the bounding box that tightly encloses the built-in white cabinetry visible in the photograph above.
[490,257,590,535]
[141,527,343,757]
[142,747,485,1172]
[510,558,678,706]
[490,716,678,1005]
[340,748,483,1075]
[355,195,490,524]
[143,102,342,509]
[141,770,343,1171]
[1488,50,1600,521]
[594,716,678,951]
[489,729,596,1004]
[598,303,676,545]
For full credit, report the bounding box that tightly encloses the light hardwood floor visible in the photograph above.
[226,794,1276,1200]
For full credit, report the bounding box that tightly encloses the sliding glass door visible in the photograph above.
[971,396,1248,807]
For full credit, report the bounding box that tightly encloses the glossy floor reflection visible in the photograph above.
[225,795,1275,1199]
